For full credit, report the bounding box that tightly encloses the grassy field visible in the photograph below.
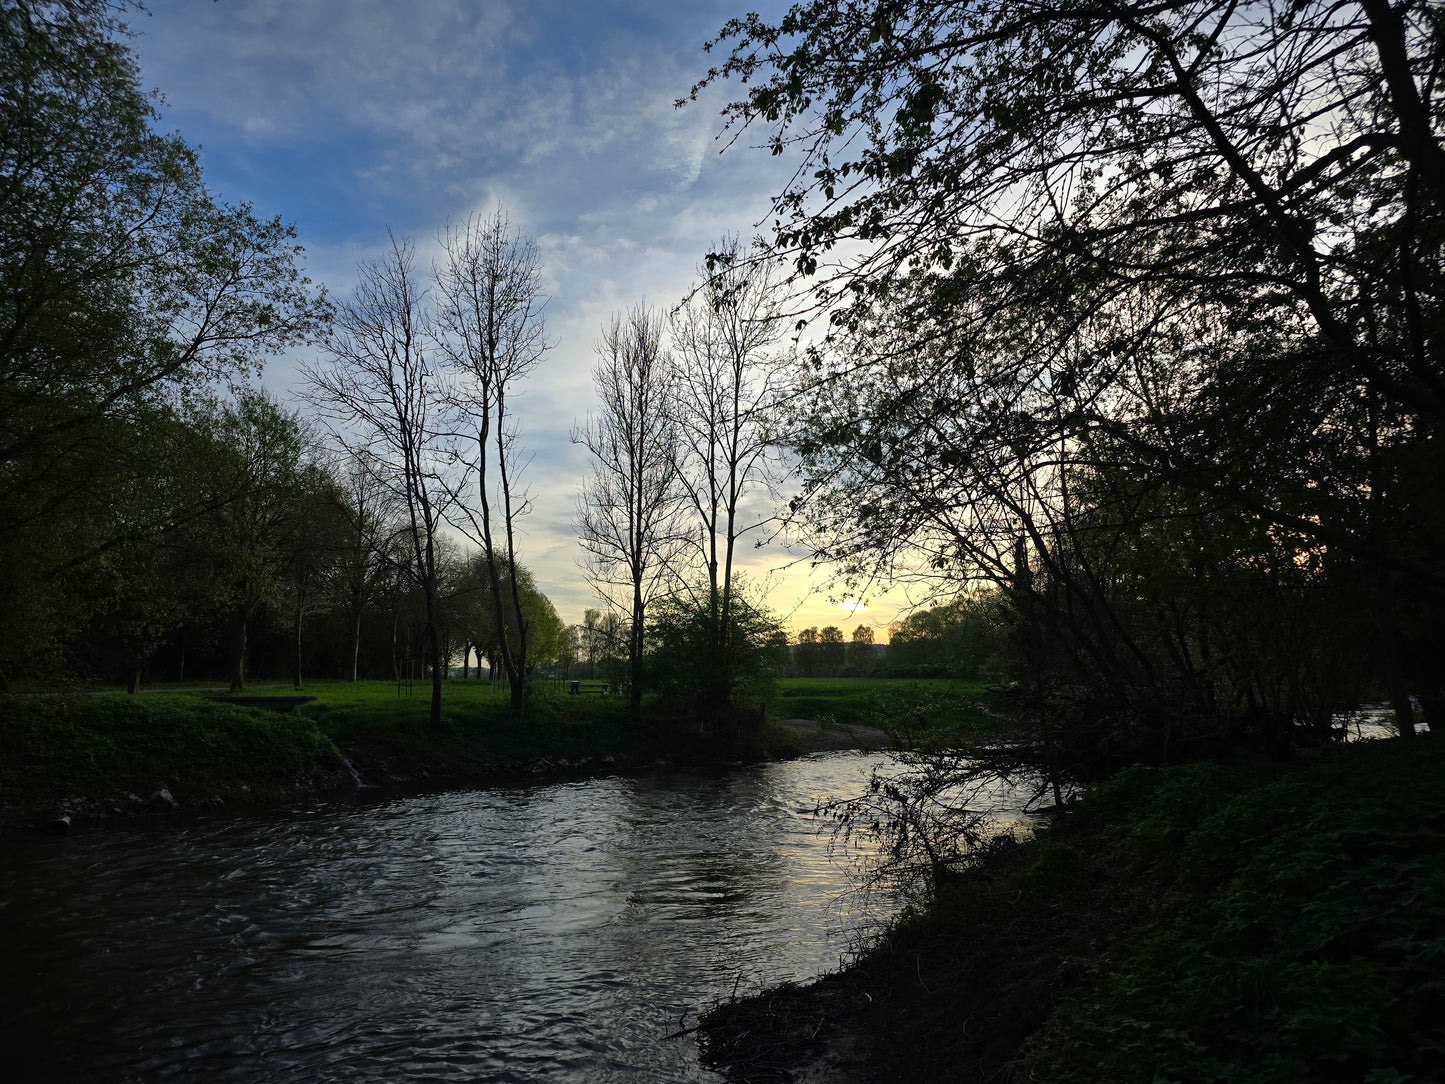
[296,677,697,783]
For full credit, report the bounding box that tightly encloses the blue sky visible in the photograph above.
[130,0,907,633]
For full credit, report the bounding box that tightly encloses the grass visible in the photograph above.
[299,678,689,782]
[2,675,1009,827]
[0,677,814,826]
[0,691,346,827]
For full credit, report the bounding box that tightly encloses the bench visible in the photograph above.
[568,681,611,696]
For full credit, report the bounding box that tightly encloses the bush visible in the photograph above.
[646,585,788,716]
[1024,738,1445,1082]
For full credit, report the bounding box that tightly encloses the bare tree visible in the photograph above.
[432,207,549,716]
[574,305,686,711]
[669,237,788,702]
[303,233,448,729]
[329,447,403,682]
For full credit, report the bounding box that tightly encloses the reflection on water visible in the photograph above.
[0,753,903,1083]
[1341,704,1431,741]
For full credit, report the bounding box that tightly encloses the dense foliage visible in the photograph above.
[1024,741,1445,1081]
[647,581,789,718]
[0,0,326,684]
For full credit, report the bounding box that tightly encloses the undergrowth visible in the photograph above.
[1024,737,1445,1082]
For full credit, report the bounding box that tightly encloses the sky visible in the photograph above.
[130,0,917,637]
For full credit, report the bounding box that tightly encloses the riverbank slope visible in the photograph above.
[0,686,873,829]
[700,733,1445,1083]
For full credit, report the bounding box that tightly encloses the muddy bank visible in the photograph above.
[696,833,1102,1084]
[774,717,893,753]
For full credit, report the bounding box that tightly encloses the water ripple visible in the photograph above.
[0,753,903,1082]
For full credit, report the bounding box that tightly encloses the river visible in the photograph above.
[1,752,915,1083]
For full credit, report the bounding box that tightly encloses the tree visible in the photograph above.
[669,236,789,705]
[884,597,1010,679]
[794,626,820,677]
[574,304,686,711]
[433,207,549,716]
[450,550,562,681]
[304,235,448,728]
[189,392,318,693]
[818,625,846,675]
[0,0,325,684]
[581,607,602,678]
[648,579,787,718]
[692,0,1445,739]
[328,448,403,682]
[279,463,351,691]
[848,624,876,675]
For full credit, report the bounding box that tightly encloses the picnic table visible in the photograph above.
[568,681,611,696]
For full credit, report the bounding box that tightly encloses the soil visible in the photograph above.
[775,717,893,753]
[696,835,1142,1084]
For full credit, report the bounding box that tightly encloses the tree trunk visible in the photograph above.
[293,602,304,691]
[229,605,249,693]
[351,606,362,682]
[1374,571,1416,737]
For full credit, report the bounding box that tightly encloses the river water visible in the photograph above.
[0,753,914,1083]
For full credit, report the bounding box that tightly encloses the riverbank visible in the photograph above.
[0,693,352,830]
[0,685,887,830]
[699,733,1445,1083]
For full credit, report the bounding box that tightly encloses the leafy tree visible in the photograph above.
[270,459,354,692]
[884,596,1011,680]
[847,624,876,675]
[450,551,562,681]
[0,0,324,684]
[691,0,1445,739]
[818,625,846,675]
[649,580,787,718]
[327,449,404,682]
[794,626,820,677]
[189,392,319,693]
[581,607,603,679]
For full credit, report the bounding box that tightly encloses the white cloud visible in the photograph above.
[136,0,855,630]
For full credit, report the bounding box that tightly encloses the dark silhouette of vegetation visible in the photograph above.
[0,0,327,688]
[688,0,1442,757]
[647,580,788,721]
